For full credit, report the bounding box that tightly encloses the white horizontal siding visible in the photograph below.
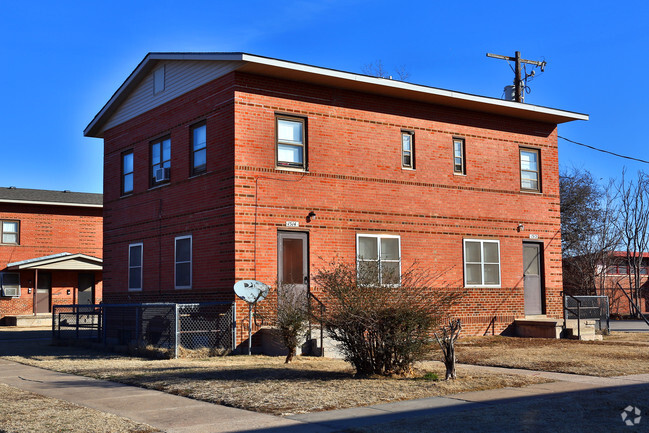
[104,60,239,132]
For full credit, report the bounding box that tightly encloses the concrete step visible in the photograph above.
[3,315,52,327]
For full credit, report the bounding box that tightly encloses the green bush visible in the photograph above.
[313,261,462,376]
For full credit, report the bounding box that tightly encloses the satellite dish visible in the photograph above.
[234,280,269,303]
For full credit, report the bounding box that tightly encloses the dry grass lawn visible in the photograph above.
[457,333,649,377]
[0,383,159,433]
[1,344,548,416]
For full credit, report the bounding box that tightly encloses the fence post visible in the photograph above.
[174,304,179,359]
[51,306,56,342]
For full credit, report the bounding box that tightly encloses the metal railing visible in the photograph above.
[562,294,611,335]
[53,302,236,358]
[562,292,582,339]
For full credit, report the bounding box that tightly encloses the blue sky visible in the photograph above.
[1,1,647,193]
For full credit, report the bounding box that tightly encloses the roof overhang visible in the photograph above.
[84,52,589,138]
[7,253,103,271]
[0,199,102,208]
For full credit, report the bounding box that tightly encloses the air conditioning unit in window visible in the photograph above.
[2,287,19,297]
[155,167,170,182]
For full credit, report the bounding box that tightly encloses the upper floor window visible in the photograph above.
[151,137,171,186]
[1,221,19,244]
[464,239,500,287]
[520,148,540,192]
[128,243,143,291]
[402,132,414,169]
[357,234,401,285]
[175,235,192,289]
[191,123,207,176]
[276,116,306,169]
[122,151,134,195]
[453,138,466,175]
[0,272,20,297]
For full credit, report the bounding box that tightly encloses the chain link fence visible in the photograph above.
[53,302,236,358]
[564,295,610,333]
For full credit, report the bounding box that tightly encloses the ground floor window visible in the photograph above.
[175,235,192,289]
[128,243,143,291]
[463,239,500,287]
[356,234,401,285]
[0,272,20,297]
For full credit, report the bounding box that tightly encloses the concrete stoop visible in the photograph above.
[3,314,52,327]
[514,316,602,341]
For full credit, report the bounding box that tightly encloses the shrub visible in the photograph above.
[275,283,310,363]
[312,260,462,376]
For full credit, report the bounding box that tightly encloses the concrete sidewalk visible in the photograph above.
[2,357,648,432]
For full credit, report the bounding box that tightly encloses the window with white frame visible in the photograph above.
[276,116,306,169]
[1,221,19,244]
[463,239,500,287]
[520,148,540,192]
[191,123,207,176]
[175,235,192,289]
[128,243,143,291]
[356,234,401,285]
[151,137,171,186]
[0,272,20,297]
[402,132,414,169]
[453,138,465,174]
[122,150,134,195]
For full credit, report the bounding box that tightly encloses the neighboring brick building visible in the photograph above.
[0,188,103,323]
[84,53,587,342]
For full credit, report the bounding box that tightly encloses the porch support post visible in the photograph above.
[33,269,38,315]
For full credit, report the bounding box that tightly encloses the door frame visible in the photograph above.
[523,241,546,315]
[277,230,310,291]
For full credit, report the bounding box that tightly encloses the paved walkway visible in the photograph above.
[1,356,648,432]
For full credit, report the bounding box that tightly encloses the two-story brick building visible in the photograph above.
[84,53,587,342]
[0,187,103,325]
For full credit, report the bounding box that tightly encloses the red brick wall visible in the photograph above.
[0,203,103,319]
[101,70,563,340]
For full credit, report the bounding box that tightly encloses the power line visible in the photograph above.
[558,136,649,165]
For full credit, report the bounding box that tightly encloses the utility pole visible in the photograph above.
[486,51,546,103]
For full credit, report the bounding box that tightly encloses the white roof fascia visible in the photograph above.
[8,253,103,270]
[0,199,102,208]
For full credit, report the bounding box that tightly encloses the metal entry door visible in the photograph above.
[523,243,544,315]
[278,231,309,292]
[36,272,52,314]
[78,273,95,305]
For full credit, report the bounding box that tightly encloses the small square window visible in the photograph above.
[1,221,19,245]
[191,123,207,176]
[520,148,540,192]
[402,132,414,169]
[0,272,20,297]
[463,239,500,287]
[357,234,401,285]
[276,116,306,169]
[453,138,466,174]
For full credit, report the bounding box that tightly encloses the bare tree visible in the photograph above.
[616,170,649,316]
[362,60,411,81]
[560,168,619,295]
[435,319,462,380]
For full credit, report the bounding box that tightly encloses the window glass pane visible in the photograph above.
[152,143,160,164]
[483,242,499,263]
[176,263,191,287]
[484,264,500,285]
[465,241,481,263]
[193,149,206,171]
[520,151,537,171]
[278,120,303,143]
[381,261,400,284]
[3,222,17,232]
[2,234,17,244]
[402,134,411,151]
[521,176,538,190]
[466,264,482,285]
[403,154,411,167]
[124,173,133,193]
[3,273,19,287]
[162,139,171,161]
[454,141,462,155]
[278,144,303,164]
[130,246,142,267]
[193,125,206,150]
[123,153,133,173]
[358,260,380,285]
[523,246,539,275]
[176,238,191,262]
[381,238,399,260]
[282,238,304,285]
[358,237,378,260]
[129,268,141,290]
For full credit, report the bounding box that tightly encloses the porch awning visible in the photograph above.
[6,253,102,271]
